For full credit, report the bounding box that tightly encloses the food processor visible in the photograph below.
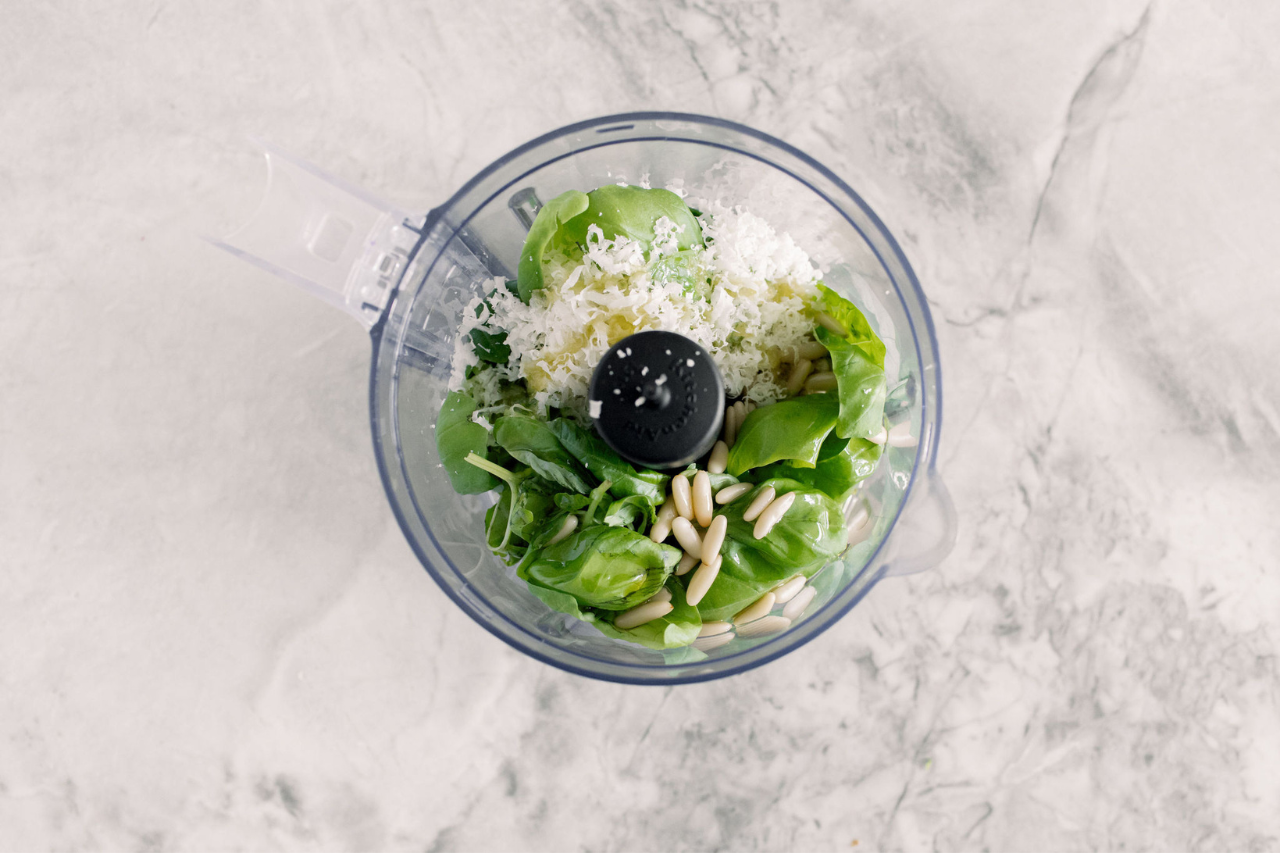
[214,112,957,684]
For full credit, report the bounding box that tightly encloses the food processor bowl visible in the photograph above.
[216,112,956,684]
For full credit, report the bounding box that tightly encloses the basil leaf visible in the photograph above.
[755,438,882,503]
[557,185,703,255]
[723,479,847,573]
[484,478,549,565]
[516,189,590,303]
[706,471,742,492]
[814,283,886,366]
[601,494,657,530]
[692,478,847,621]
[484,487,511,551]
[470,327,511,364]
[726,394,840,476]
[816,431,850,462]
[817,326,888,440]
[521,524,680,610]
[494,415,594,495]
[812,284,888,440]
[688,538,786,623]
[508,479,558,544]
[547,418,668,505]
[554,493,591,513]
[436,391,498,494]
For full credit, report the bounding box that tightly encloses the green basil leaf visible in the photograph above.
[547,419,668,505]
[494,415,595,495]
[601,494,657,530]
[816,431,850,462]
[521,524,681,610]
[706,471,742,492]
[524,581,586,617]
[726,394,840,476]
[755,438,882,503]
[436,390,498,494]
[554,493,591,513]
[508,480,558,544]
[557,185,703,254]
[470,327,511,364]
[516,189,590,303]
[811,284,888,440]
[692,478,847,621]
[484,487,511,551]
[814,283,886,366]
[816,326,888,440]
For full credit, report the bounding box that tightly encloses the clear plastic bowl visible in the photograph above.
[218,112,957,684]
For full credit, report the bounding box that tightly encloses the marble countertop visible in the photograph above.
[3,1,1278,850]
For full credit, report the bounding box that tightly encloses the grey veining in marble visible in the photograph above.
[2,1,1278,850]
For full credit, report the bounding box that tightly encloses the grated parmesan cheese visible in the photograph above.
[452,201,824,422]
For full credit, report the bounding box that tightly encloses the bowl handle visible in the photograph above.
[206,139,422,331]
[881,469,957,577]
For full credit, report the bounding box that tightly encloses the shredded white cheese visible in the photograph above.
[452,202,822,422]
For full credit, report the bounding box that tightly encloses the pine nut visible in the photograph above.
[772,575,807,605]
[707,441,729,474]
[672,473,693,519]
[753,492,797,539]
[812,358,831,374]
[737,615,791,638]
[547,514,578,546]
[804,371,837,393]
[649,586,672,605]
[692,632,734,652]
[845,500,869,531]
[685,558,721,606]
[675,552,699,576]
[701,515,727,564]
[724,403,738,446]
[614,599,674,630]
[733,592,776,626]
[656,496,677,526]
[742,486,775,522]
[868,425,888,445]
[849,513,874,546]
[887,421,918,448]
[692,471,714,527]
[671,517,703,558]
[796,340,827,360]
[648,518,671,544]
[715,482,754,505]
[745,400,757,413]
[815,311,849,337]
[782,586,817,621]
[786,358,813,397]
[698,621,733,637]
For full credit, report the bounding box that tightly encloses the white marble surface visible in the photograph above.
[3,1,1278,850]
